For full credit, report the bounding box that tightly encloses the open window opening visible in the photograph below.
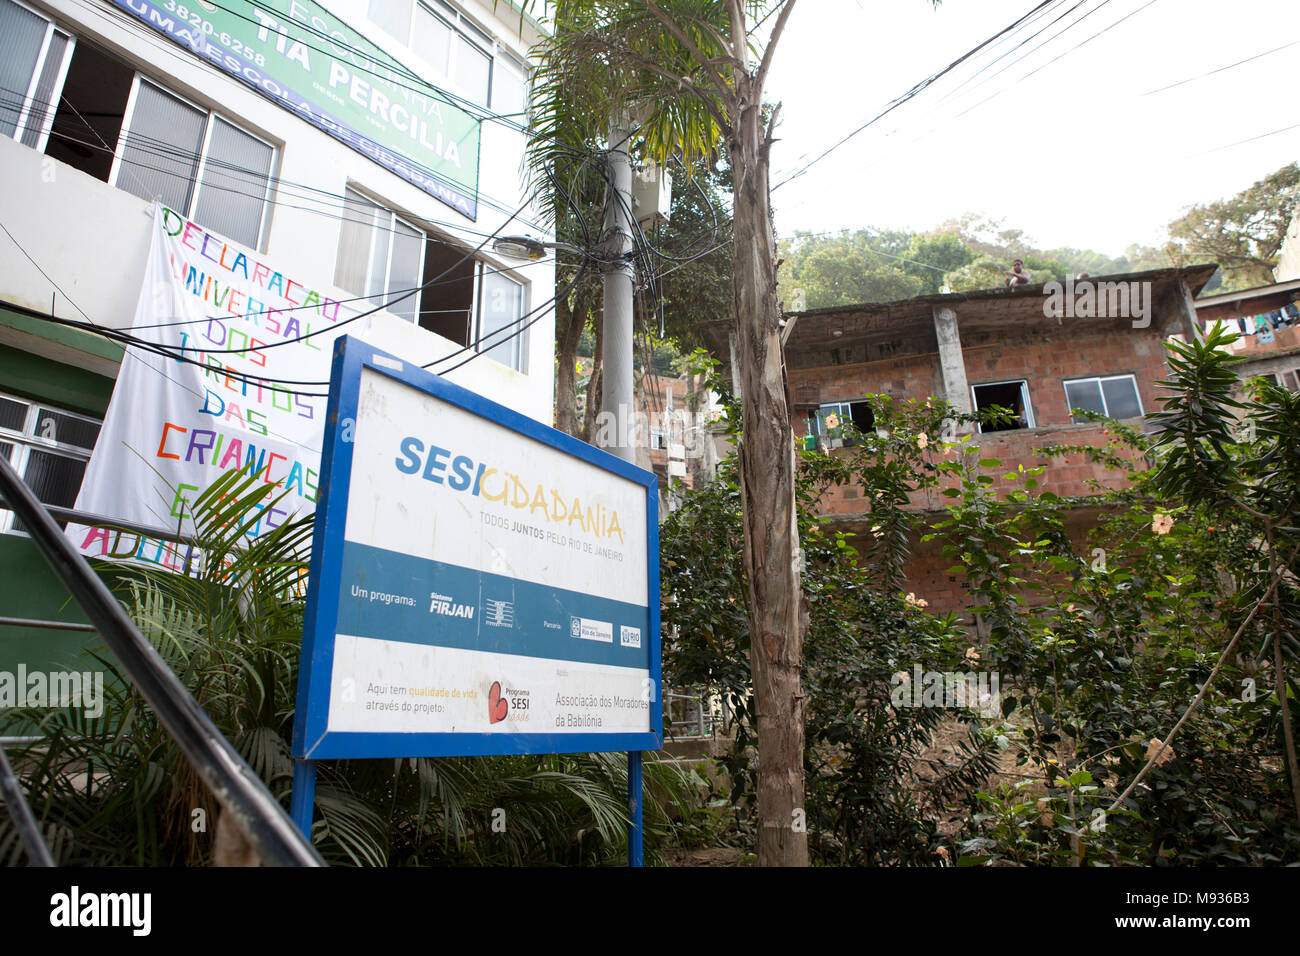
[2,0,275,250]
[43,41,133,183]
[972,381,1033,432]
[334,186,529,373]
[807,399,875,448]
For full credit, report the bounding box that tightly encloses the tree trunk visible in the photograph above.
[555,284,591,437]
[728,70,808,867]
[581,302,605,443]
[1276,634,1300,824]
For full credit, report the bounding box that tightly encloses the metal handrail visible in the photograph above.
[0,455,323,866]
[0,746,53,866]
[0,616,95,632]
[664,689,725,739]
[27,502,198,547]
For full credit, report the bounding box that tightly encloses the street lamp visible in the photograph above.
[492,235,583,260]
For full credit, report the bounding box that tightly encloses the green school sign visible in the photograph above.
[112,0,482,218]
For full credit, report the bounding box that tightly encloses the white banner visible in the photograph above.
[68,205,364,571]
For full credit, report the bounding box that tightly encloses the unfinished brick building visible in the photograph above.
[702,264,1218,618]
[1192,277,1300,392]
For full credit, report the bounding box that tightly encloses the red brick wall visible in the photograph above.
[795,327,1163,515]
[857,508,1110,621]
[960,330,1168,428]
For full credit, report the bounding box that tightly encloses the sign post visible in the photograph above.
[291,337,662,862]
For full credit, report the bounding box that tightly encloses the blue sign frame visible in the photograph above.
[291,336,663,760]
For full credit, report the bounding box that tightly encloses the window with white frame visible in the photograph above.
[1063,374,1143,423]
[333,188,529,372]
[335,186,426,325]
[0,0,75,151]
[0,392,102,534]
[972,380,1034,432]
[412,1,491,107]
[113,79,275,250]
[1,4,273,249]
[477,264,526,372]
[0,10,138,188]
[808,400,874,447]
[369,0,528,111]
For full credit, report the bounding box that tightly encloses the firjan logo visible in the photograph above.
[488,680,508,724]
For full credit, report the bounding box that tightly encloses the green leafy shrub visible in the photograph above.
[0,466,693,866]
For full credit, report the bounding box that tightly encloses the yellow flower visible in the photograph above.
[964,646,980,662]
[904,592,929,609]
[1151,513,1175,535]
[917,432,929,450]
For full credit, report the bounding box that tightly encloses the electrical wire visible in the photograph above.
[950,0,1160,122]
[71,0,541,141]
[31,0,602,228]
[1193,121,1300,157]
[0,181,547,387]
[772,0,1061,189]
[926,0,1101,111]
[782,0,1165,195]
[1142,39,1300,96]
[1,147,616,386]
[8,4,735,389]
[0,82,567,241]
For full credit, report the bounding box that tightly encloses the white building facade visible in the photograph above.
[0,0,554,408]
[0,0,555,663]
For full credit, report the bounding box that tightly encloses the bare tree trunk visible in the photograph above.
[1275,634,1300,824]
[213,808,261,866]
[581,302,605,443]
[728,66,808,867]
[555,285,591,437]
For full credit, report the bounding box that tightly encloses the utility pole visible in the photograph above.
[597,117,644,869]
[601,118,636,465]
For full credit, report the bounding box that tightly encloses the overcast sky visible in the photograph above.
[762,0,1300,256]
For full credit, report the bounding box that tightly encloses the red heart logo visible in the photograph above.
[488,681,508,724]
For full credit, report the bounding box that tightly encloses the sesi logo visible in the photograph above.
[393,437,626,542]
[488,681,508,724]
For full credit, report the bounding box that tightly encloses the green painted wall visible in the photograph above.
[1,311,120,678]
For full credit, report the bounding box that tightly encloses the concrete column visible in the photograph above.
[932,305,973,435]
[600,120,636,464]
[1178,280,1203,342]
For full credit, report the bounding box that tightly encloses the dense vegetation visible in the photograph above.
[661,330,1300,865]
[777,161,1300,310]
[0,469,692,866]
